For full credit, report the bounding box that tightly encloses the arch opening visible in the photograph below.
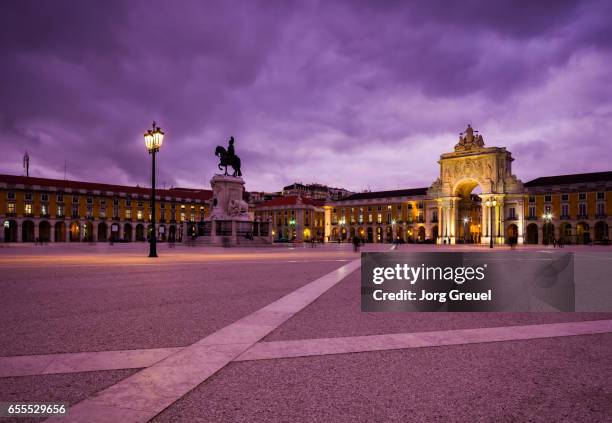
[54,222,66,242]
[22,220,35,242]
[453,178,483,244]
[39,221,51,242]
[527,223,538,244]
[4,220,17,242]
[576,222,590,245]
[594,221,609,243]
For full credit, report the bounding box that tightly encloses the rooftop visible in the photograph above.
[0,174,212,201]
[283,182,331,191]
[524,171,612,187]
[257,195,325,208]
[339,187,429,201]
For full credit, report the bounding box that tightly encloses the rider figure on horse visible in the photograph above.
[227,136,236,163]
[215,136,242,177]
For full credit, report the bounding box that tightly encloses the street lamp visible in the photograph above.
[289,217,296,240]
[485,198,497,249]
[463,216,470,244]
[339,217,346,242]
[543,212,553,245]
[144,121,164,258]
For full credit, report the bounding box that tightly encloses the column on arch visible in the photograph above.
[296,209,304,241]
[449,199,459,244]
[480,198,489,245]
[496,198,504,244]
[516,197,525,244]
[442,203,448,241]
[437,203,443,244]
[490,202,497,242]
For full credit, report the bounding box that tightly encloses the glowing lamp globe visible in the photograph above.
[144,123,164,153]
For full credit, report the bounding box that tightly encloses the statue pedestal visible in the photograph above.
[208,175,250,222]
[199,175,272,246]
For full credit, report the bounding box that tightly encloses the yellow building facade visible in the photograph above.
[323,190,486,244]
[326,189,431,243]
[0,175,211,243]
[523,174,611,244]
[254,195,325,242]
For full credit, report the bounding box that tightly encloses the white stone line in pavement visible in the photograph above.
[3,320,611,380]
[0,347,182,378]
[48,259,362,423]
[236,319,612,361]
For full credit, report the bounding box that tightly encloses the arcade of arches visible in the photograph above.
[2,219,181,243]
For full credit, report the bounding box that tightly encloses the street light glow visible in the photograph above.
[144,121,164,153]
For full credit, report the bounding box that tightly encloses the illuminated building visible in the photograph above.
[0,175,211,243]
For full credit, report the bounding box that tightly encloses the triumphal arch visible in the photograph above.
[428,125,526,245]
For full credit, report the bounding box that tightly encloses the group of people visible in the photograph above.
[308,237,325,247]
[545,237,566,248]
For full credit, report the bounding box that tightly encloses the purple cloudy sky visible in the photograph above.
[1,0,611,193]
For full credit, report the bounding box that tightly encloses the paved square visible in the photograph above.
[1,243,611,422]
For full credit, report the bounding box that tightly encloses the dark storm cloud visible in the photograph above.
[1,0,611,191]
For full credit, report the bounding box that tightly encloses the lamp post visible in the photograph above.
[144,122,164,258]
[463,216,469,244]
[543,212,553,246]
[339,217,346,242]
[485,198,497,249]
[289,217,296,241]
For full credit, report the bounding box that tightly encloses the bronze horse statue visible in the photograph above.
[215,145,242,176]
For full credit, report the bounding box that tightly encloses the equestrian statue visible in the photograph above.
[215,136,242,177]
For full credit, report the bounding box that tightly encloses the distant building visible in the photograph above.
[247,191,282,205]
[282,182,352,200]
[254,195,326,242]
[327,188,431,243]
